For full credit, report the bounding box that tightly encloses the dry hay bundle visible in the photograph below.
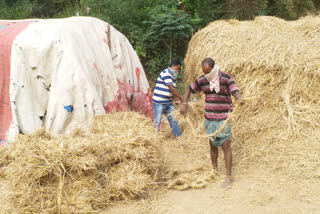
[167,167,215,191]
[0,112,162,214]
[184,16,320,181]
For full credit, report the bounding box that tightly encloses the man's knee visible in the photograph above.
[222,140,231,150]
[209,141,218,152]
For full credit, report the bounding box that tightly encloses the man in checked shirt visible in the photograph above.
[180,58,245,188]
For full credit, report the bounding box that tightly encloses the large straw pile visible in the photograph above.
[0,112,162,214]
[184,15,320,181]
[0,109,223,213]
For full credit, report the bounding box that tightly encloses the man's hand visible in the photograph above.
[173,95,181,105]
[175,99,182,105]
[237,99,245,106]
[180,103,188,117]
[168,84,183,102]
[233,91,245,106]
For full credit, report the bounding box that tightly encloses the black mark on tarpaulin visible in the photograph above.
[39,111,47,121]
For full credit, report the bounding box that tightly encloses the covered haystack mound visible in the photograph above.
[184,16,320,180]
[0,17,153,145]
[0,112,161,214]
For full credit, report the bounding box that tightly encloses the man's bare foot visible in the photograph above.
[220,176,232,188]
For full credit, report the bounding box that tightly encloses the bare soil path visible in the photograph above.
[103,136,320,214]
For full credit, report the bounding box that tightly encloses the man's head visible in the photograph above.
[201,58,215,74]
[169,59,182,71]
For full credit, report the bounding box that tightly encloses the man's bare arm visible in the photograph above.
[233,91,245,105]
[168,84,183,101]
[180,87,192,116]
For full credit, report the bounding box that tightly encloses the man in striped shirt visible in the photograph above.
[152,59,184,138]
[180,58,245,188]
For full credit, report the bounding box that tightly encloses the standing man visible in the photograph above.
[180,58,244,188]
[152,59,184,139]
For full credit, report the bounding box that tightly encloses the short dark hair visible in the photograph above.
[169,59,182,67]
[202,58,215,68]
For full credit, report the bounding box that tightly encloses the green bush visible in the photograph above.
[0,0,32,19]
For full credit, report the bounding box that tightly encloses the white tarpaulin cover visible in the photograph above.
[0,17,153,145]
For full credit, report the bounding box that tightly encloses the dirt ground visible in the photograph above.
[105,176,320,214]
[102,135,320,214]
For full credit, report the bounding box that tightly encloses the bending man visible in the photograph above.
[180,58,244,188]
[152,59,184,139]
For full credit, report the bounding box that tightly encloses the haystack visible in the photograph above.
[184,16,320,181]
[0,17,153,145]
[0,109,221,213]
[0,112,162,214]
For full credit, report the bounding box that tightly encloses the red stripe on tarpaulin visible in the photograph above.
[0,21,34,145]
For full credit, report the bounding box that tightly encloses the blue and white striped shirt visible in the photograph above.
[152,68,176,104]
